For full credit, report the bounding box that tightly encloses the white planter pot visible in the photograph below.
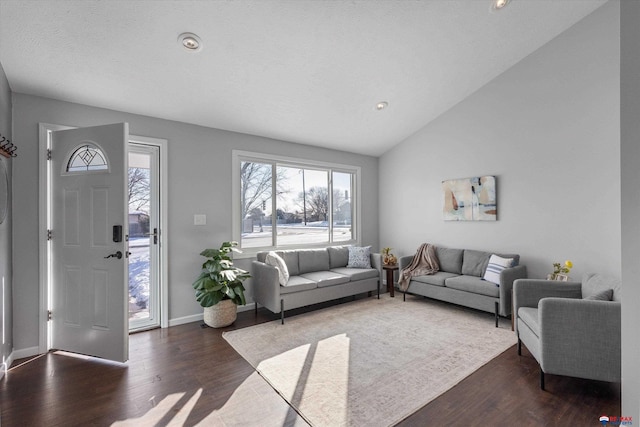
[203,299,237,328]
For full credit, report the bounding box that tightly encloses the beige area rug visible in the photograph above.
[223,295,517,427]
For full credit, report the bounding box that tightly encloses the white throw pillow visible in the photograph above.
[347,246,372,269]
[265,251,290,286]
[483,254,514,285]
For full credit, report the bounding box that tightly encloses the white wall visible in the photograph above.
[620,0,640,421]
[0,60,13,374]
[10,95,379,352]
[379,1,620,281]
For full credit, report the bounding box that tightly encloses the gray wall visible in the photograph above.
[11,94,379,352]
[620,0,640,421]
[0,61,13,373]
[379,2,620,282]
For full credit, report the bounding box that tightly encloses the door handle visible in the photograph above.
[144,228,158,245]
[104,251,123,259]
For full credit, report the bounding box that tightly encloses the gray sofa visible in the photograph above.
[398,247,527,326]
[252,246,382,323]
[514,274,621,389]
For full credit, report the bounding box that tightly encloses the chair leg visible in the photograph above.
[517,338,522,356]
[540,368,545,390]
[280,299,285,325]
[495,301,499,328]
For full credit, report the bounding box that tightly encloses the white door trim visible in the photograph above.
[38,123,169,354]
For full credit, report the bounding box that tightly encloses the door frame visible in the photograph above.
[38,123,169,354]
[128,140,162,332]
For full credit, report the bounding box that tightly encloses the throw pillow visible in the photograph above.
[584,289,613,301]
[347,246,372,269]
[265,251,290,286]
[482,254,514,285]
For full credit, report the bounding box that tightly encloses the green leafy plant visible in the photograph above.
[192,241,251,307]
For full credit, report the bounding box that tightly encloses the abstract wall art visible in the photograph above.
[442,176,496,221]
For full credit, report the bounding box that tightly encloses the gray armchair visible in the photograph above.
[513,273,621,390]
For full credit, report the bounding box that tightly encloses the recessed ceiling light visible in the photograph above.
[376,102,388,111]
[178,32,202,52]
[492,0,511,11]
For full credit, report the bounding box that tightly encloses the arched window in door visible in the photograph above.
[66,143,109,172]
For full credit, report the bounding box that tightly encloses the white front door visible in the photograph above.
[50,123,129,362]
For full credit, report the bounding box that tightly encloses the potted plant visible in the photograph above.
[192,241,251,328]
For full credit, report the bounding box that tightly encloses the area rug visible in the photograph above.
[223,295,516,426]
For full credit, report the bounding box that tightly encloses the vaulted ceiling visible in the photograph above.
[0,0,607,156]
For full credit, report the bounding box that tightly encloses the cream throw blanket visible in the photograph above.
[398,243,439,291]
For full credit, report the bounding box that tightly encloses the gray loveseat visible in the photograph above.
[398,247,527,327]
[252,246,382,323]
[514,274,621,389]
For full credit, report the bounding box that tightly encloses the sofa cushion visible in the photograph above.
[461,250,491,277]
[280,276,318,294]
[347,246,372,269]
[328,245,350,269]
[412,271,459,287]
[445,275,500,298]
[300,271,350,288]
[582,273,621,302]
[584,289,613,301]
[518,307,540,337]
[257,250,300,276]
[436,247,463,274]
[482,254,515,285]
[298,249,330,274]
[330,267,379,281]
[265,251,290,285]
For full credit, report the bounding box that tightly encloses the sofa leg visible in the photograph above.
[377,281,380,299]
[517,338,521,356]
[280,299,285,325]
[495,301,499,328]
[540,369,545,390]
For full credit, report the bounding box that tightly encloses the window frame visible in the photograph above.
[232,150,361,257]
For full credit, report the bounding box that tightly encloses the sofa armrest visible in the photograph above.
[370,252,383,283]
[251,261,281,313]
[539,298,621,382]
[370,252,382,271]
[498,264,527,317]
[398,255,414,271]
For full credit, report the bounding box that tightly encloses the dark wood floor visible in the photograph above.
[1,295,620,426]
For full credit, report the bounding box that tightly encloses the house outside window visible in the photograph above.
[233,151,360,252]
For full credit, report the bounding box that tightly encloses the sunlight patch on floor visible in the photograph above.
[257,334,350,425]
[110,372,305,426]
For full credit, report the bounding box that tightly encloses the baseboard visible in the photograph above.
[168,313,203,327]
[168,302,255,327]
[0,350,14,380]
[10,346,40,361]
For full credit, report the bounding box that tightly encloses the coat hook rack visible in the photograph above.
[0,134,17,158]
